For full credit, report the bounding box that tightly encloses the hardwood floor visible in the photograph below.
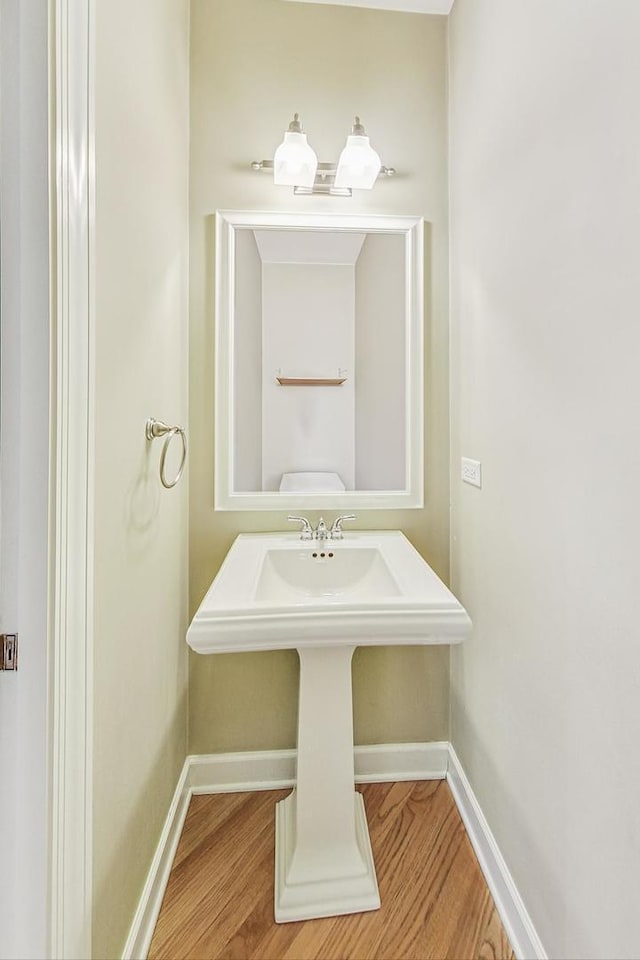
[148,781,514,960]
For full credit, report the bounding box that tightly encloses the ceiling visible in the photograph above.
[253,230,367,265]
[280,0,455,15]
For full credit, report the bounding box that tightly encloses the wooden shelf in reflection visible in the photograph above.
[275,376,347,386]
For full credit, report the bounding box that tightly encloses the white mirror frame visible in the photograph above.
[214,210,424,511]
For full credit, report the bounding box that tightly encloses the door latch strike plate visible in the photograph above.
[0,634,18,671]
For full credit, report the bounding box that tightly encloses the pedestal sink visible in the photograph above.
[187,531,471,922]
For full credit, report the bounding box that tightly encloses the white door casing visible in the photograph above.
[49,0,95,957]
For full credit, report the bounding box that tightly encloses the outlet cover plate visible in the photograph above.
[461,458,482,488]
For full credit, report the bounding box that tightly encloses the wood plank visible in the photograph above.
[148,782,515,960]
[150,791,281,959]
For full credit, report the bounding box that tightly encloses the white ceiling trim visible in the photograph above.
[280,0,455,16]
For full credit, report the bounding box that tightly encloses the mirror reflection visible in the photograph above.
[234,228,406,494]
[215,211,423,511]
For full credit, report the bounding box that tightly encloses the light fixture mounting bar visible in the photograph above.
[250,159,396,197]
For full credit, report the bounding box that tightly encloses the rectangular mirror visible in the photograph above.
[215,210,424,511]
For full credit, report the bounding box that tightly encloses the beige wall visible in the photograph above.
[262,262,356,490]
[189,0,450,753]
[234,230,262,490]
[449,1,640,957]
[92,1,190,957]
[355,233,406,489]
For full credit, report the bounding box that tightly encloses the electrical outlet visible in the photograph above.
[461,458,482,488]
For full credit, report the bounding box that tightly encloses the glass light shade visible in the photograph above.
[334,134,382,190]
[273,131,318,188]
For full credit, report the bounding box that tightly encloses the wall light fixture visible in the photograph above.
[252,113,395,197]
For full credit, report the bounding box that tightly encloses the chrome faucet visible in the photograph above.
[315,517,329,541]
[288,514,357,541]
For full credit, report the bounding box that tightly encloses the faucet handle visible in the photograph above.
[330,515,357,540]
[288,515,314,540]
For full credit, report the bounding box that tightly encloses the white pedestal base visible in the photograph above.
[275,790,380,923]
[273,645,381,923]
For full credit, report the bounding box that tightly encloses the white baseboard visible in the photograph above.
[190,740,449,794]
[446,745,547,960]
[189,747,296,794]
[355,741,449,782]
[121,760,191,960]
[122,742,543,960]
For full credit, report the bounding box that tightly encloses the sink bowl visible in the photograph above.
[187,531,471,654]
[254,546,401,603]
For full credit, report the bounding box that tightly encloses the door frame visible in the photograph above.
[49,0,94,956]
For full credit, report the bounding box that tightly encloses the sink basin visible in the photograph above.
[187,530,471,925]
[254,546,401,603]
[187,531,472,654]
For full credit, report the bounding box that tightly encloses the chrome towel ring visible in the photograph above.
[145,418,187,489]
